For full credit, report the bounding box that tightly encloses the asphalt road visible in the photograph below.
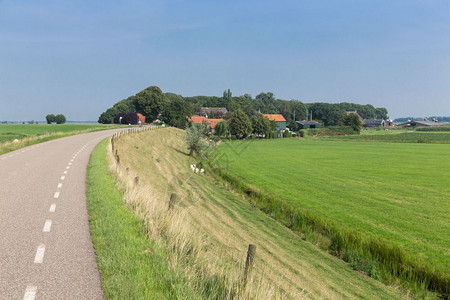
[0,129,121,299]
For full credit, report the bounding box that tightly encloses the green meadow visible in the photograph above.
[214,137,449,295]
[0,124,119,154]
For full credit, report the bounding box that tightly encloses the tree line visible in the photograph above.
[98,86,388,129]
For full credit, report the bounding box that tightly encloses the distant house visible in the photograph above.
[188,115,224,134]
[346,111,365,124]
[262,114,287,131]
[363,119,386,128]
[199,107,228,118]
[137,113,146,125]
[401,120,443,127]
[296,120,321,129]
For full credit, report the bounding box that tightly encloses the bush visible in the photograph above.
[326,126,359,135]
[307,129,320,136]
[114,113,139,125]
[283,129,292,138]
[299,129,307,137]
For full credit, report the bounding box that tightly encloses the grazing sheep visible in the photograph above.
[200,168,204,173]
[190,165,195,172]
[195,168,199,174]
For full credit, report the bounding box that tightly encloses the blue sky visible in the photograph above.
[0,0,449,121]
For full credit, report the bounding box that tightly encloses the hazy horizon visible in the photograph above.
[1,1,449,121]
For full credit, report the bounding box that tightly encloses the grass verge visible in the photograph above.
[86,138,201,299]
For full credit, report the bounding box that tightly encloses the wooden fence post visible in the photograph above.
[169,193,177,210]
[243,244,256,284]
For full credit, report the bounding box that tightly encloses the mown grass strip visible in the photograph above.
[86,139,201,299]
[208,165,447,298]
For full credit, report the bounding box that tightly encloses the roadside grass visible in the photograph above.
[108,127,406,299]
[86,139,202,299]
[212,138,449,297]
[0,124,120,155]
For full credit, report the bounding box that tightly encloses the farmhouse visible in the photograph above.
[199,107,228,118]
[263,114,287,131]
[189,115,224,134]
[363,119,386,128]
[137,113,146,125]
[296,120,321,129]
[401,120,443,127]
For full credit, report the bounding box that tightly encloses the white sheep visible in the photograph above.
[190,165,195,172]
[200,168,204,173]
[195,168,199,174]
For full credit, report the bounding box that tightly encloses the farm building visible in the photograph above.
[137,113,146,125]
[400,120,443,127]
[189,115,224,134]
[199,107,228,118]
[296,120,321,129]
[263,114,287,131]
[363,119,386,128]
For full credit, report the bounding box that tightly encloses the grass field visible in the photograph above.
[213,138,449,296]
[321,130,450,143]
[87,139,201,299]
[0,124,119,154]
[106,128,406,299]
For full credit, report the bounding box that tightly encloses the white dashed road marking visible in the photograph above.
[54,192,60,199]
[43,220,52,232]
[66,166,70,169]
[34,244,45,264]
[60,176,65,180]
[63,171,67,174]
[23,286,37,300]
[57,183,63,189]
[49,203,56,212]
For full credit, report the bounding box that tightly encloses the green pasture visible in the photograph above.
[322,130,450,143]
[0,124,119,155]
[214,138,449,294]
[0,124,110,142]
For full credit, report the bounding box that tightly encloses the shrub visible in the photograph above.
[283,129,292,138]
[299,129,307,137]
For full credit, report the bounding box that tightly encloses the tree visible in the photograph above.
[307,103,345,126]
[342,113,363,132]
[229,109,252,139]
[251,113,270,136]
[54,114,66,124]
[161,93,192,128]
[46,114,56,124]
[215,120,228,137]
[185,123,209,157]
[256,92,276,113]
[134,86,167,122]
[114,112,138,125]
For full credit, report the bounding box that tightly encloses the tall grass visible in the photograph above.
[109,130,285,299]
[208,165,448,298]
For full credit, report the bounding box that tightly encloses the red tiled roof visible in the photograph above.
[189,116,224,129]
[262,114,286,122]
[205,118,224,129]
[137,113,146,124]
[189,115,207,123]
